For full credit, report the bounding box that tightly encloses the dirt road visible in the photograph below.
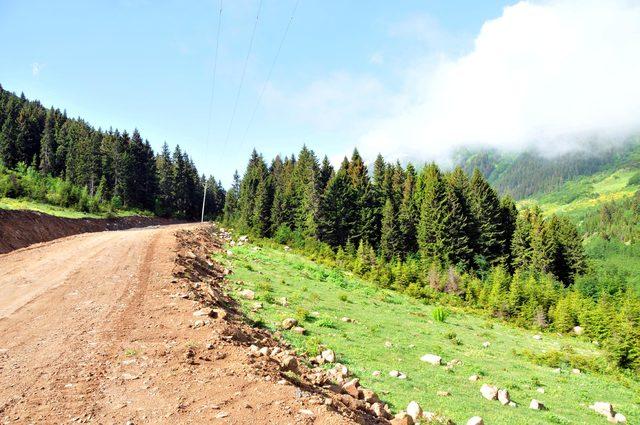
[0,225,356,424]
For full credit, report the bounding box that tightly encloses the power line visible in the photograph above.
[221,0,264,150]
[240,0,300,148]
[202,0,224,223]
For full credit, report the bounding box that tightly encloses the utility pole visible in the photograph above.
[201,180,208,223]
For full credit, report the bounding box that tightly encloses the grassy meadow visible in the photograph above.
[213,242,640,425]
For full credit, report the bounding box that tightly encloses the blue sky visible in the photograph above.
[3,1,639,186]
[0,0,513,185]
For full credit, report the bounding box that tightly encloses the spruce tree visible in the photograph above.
[469,169,506,265]
[416,163,447,261]
[39,108,56,175]
[379,198,401,260]
[317,164,357,247]
[398,163,418,256]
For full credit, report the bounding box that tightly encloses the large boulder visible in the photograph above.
[420,353,442,365]
[480,384,498,401]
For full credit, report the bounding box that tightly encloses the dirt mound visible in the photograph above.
[0,208,177,254]
[172,225,390,424]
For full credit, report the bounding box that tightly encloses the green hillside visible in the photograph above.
[455,140,640,200]
[215,242,639,425]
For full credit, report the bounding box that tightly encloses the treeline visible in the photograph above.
[0,85,224,218]
[227,146,640,372]
[226,147,585,285]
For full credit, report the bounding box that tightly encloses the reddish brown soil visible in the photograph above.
[0,209,177,254]
[0,223,381,424]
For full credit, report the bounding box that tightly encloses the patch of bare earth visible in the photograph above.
[0,223,386,424]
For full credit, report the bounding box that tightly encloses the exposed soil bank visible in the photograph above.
[0,209,179,254]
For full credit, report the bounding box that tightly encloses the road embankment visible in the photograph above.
[0,209,177,254]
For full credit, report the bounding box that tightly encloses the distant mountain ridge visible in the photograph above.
[454,139,640,199]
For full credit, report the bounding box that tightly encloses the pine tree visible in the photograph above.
[398,163,418,256]
[469,169,506,265]
[39,108,56,175]
[223,170,241,223]
[511,209,533,270]
[155,142,174,217]
[379,198,401,260]
[416,163,447,261]
[318,155,334,192]
[317,165,357,247]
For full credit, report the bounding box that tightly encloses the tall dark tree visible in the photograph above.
[469,169,506,265]
[39,108,56,175]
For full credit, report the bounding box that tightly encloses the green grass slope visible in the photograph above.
[214,243,639,425]
[0,197,141,219]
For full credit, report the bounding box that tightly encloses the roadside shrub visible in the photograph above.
[316,318,336,329]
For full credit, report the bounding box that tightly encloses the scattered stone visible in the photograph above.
[239,289,255,300]
[537,387,545,394]
[282,318,298,330]
[342,378,360,398]
[508,401,518,408]
[406,401,423,422]
[533,334,542,340]
[391,412,414,425]
[258,347,269,356]
[121,373,139,381]
[447,358,462,367]
[284,245,291,251]
[467,416,484,425]
[498,389,511,405]
[482,341,491,348]
[480,384,498,401]
[299,409,314,417]
[372,370,381,377]
[552,368,561,373]
[420,353,442,365]
[572,368,581,374]
[270,347,281,356]
[362,388,379,404]
[529,399,545,410]
[226,250,233,257]
[215,411,229,418]
[371,402,388,418]
[321,349,336,363]
[573,325,584,335]
[389,370,400,378]
[280,355,299,373]
[279,297,289,306]
[384,341,393,348]
[292,326,306,335]
[341,317,353,322]
[590,402,614,417]
[614,413,627,423]
[437,390,451,397]
[193,307,214,317]
[397,372,407,379]
[251,302,263,311]
[469,374,480,382]
[206,343,214,350]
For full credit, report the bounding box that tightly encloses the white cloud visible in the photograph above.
[360,0,640,163]
[31,62,42,77]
